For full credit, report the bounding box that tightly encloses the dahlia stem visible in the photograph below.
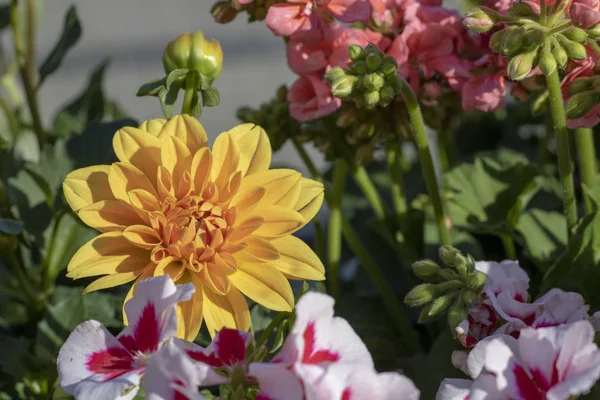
[11,0,44,149]
[398,78,450,246]
[328,159,346,300]
[546,70,578,234]
[181,73,196,116]
[501,233,517,260]
[575,127,597,215]
[350,164,387,220]
[384,138,407,223]
[291,138,423,354]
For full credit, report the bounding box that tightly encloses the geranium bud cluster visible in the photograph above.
[326,44,400,108]
[565,76,600,119]
[405,246,486,333]
[211,0,281,24]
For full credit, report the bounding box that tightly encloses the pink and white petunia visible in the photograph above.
[57,275,195,399]
[143,340,209,400]
[249,291,374,400]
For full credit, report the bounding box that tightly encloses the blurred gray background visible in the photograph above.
[36,0,323,172]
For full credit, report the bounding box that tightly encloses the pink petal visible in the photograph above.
[327,0,372,23]
[287,40,329,75]
[249,363,304,400]
[462,74,506,112]
[287,75,340,121]
[266,4,306,37]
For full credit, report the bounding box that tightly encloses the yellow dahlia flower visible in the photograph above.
[63,115,325,340]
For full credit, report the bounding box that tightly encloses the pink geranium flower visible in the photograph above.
[288,74,341,121]
[57,275,195,399]
[248,292,375,400]
[570,0,600,29]
[561,47,600,129]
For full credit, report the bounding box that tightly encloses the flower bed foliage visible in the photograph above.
[2,0,600,399]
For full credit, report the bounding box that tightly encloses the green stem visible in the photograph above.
[4,251,38,310]
[292,138,321,182]
[590,41,600,57]
[437,129,456,172]
[181,73,195,115]
[398,79,450,246]
[313,217,325,266]
[291,139,422,355]
[255,311,288,349]
[384,139,407,222]
[501,233,517,260]
[546,70,578,234]
[328,159,346,300]
[0,94,19,141]
[350,164,387,220]
[11,0,44,148]
[540,0,547,25]
[575,127,597,215]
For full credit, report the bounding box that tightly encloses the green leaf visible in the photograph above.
[269,319,288,354]
[136,77,166,97]
[0,335,32,379]
[159,80,182,119]
[42,212,97,284]
[0,218,23,235]
[38,6,82,85]
[166,69,188,89]
[202,87,220,107]
[516,209,567,271]
[445,149,540,234]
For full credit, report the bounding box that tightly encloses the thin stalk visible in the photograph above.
[398,78,450,245]
[501,233,517,260]
[384,139,407,222]
[328,159,346,300]
[313,217,325,266]
[11,0,44,148]
[590,41,600,57]
[540,0,547,25]
[181,73,195,115]
[255,311,288,349]
[546,70,578,234]
[350,164,387,220]
[575,127,597,215]
[437,128,456,172]
[291,139,422,355]
[5,251,37,309]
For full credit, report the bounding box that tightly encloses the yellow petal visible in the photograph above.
[78,200,145,232]
[68,232,150,279]
[239,169,302,210]
[201,267,231,295]
[154,256,185,282]
[253,206,305,238]
[176,271,204,340]
[241,236,279,261]
[83,270,145,294]
[123,265,155,325]
[293,178,324,222]
[108,162,158,204]
[161,135,191,176]
[203,286,251,338]
[229,185,265,220]
[229,264,294,312]
[63,166,115,212]
[229,216,264,243]
[228,124,271,176]
[211,132,240,190]
[191,147,212,194]
[113,126,162,184]
[123,225,162,249]
[158,115,208,154]
[128,189,160,212]
[139,118,167,136]
[270,235,325,281]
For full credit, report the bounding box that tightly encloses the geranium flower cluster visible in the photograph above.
[437,259,600,399]
[57,275,420,400]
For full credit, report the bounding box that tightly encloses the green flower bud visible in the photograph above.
[556,34,587,60]
[565,27,588,43]
[356,123,375,138]
[568,78,595,95]
[551,39,568,68]
[439,245,460,266]
[587,24,600,41]
[539,49,557,76]
[428,292,459,317]
[348,44,365,62]
[379,86,397,105]
[565,91,600,119]
[349,61,368,75]
[211,1,239,24]
[331,75,358,98]
[365,52,383,71]
[466,271,486,292]
[490,30,507,53]
[439,268,460,281]
[325,66,347,83]
[464,7,496,33]
[508,1,536,17]
[364,90,380,106]
[418,303,436,323]
[460,290,478,306]
[363,73,385,91]
[521,28,545,52]
[381,62,397,76]
[433,280,465,295]
[508,51,536,80]
[501,27,524,56]
[405,283,436,306]
[412,260,441,281]
[448,302,469,333]
[163,31,224,82]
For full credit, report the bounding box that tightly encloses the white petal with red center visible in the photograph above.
[211,328,253,366]
[143,339,208,400]
[119,275,195,353]
[248,362,304,400]
[531,289,588,328]
[467,334,515,379]
[436,379,472,400]
[171,338,229,386]
[57,320,141,400]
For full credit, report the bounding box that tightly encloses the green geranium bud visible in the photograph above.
[448,302,469,333]
[521,28,545,52]
[587,24,600,41]
[379,86,397,105]
[405,284,437,306]
[508,51,535,80]
[439,245,460,266]
[331,75,358,98]
[211,1,239,24]
[428,292,458,317]
[418,303,436,323]
[490,30,507,53]
[349,61,368,75]
[466,271,486,291]
[348,44,365,62]
[556,35,587,60]
[163,31,224,82]
[363,73,385,91]
[464,7,496,32]
[509,1,536,17]
[460,290,478,306]
[365,52,383,71]
[565,27,588,43]
[568,77,595,95]
[551,39,568,68]
[412,260,441,281]
[539,49,557,76]
[364,90,381,106]
[356,123,375,138]
[381,62,397,76]
[439,268,460,281]
[501,28,524,55]
[336,110,357,128]
[433,280,465,295]
[565,91,600,119]
[325,66,347,82]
